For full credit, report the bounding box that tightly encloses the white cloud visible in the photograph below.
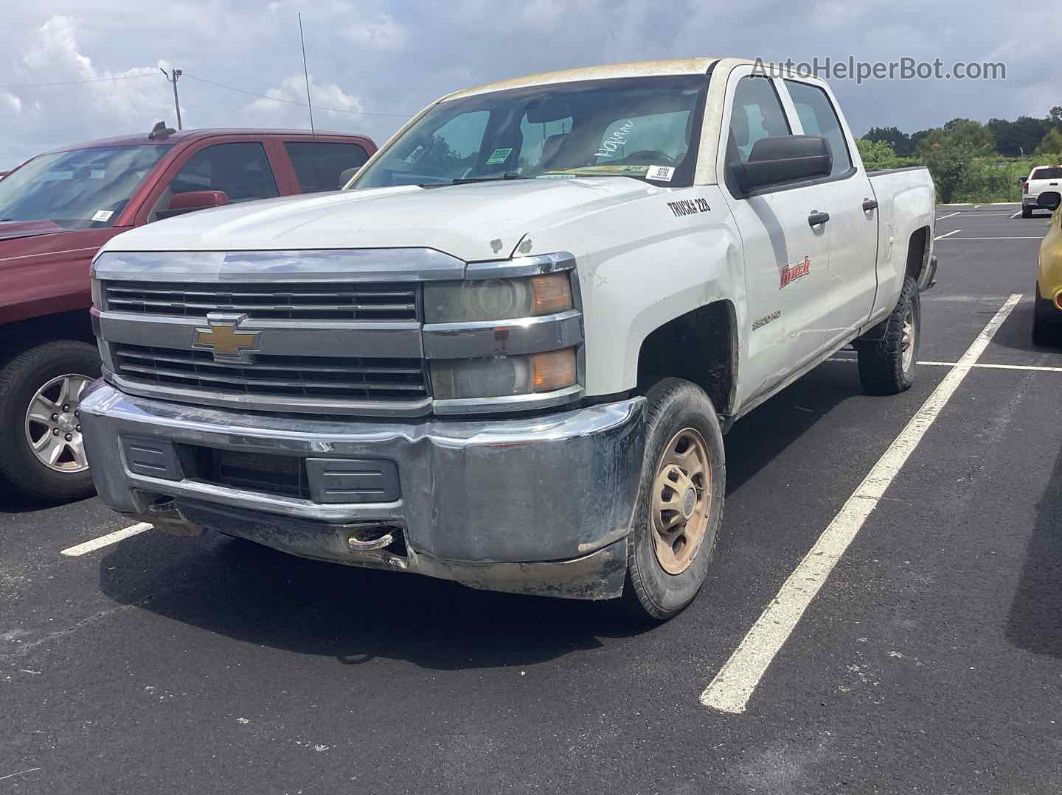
[344,14,408,51]
[244,74,364,129]
[1,93,22,114]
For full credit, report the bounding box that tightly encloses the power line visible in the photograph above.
[182,73,411,119]
[0,73,157,90]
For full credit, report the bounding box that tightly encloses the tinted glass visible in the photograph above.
[355,75,707,188]
[285,141,369,192]
[784,80,852,177]
[151,142,278,221]
[1031,167,1062,180]
[0,145,170,229]
[726,76,791,164]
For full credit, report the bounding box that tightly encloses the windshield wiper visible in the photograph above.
[449,172,528,185]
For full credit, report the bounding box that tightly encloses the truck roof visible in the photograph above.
[50,128,370,152]
[446,57,800,100]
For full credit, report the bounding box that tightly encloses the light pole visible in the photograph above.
[160,68,183,130]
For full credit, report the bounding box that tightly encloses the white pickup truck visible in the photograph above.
[1022,165,1062,217]
[82,58,936,620]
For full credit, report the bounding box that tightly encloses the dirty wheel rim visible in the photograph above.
[651,427,711,575]
[901,307,916,372]
[24,374,92,474]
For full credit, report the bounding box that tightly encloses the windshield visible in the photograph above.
[1031,167,1062,180]
[355,75,707,189]
[0,144,171,229]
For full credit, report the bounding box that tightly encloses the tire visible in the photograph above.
[856,276,921,396]
[0,340,101,503]
[1022,205,1033,218]
[1033,283,1059,346]
[622,378,726,621]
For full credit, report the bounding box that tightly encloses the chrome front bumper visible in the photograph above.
[80,384,646,600]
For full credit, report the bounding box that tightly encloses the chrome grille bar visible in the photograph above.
[103,281,419,321]
[113,344,430,401]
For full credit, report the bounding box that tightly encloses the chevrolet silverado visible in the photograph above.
[82,58,936,619]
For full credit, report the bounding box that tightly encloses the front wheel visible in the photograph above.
[623,378,726,621]
[856,277,921,396]
[0,340,101,503]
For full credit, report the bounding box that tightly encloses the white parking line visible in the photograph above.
[1009,211,1022,219]
[60,523,153,557]
[936,236,1043,241]
[919,361,1062,373]
[935,212,960,221]
[934,229,961,240]
[700,294,1022,714]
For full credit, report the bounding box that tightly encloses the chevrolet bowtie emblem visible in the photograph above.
[193,315,260,362]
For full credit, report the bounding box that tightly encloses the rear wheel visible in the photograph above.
[623,378,725,621]
[1033,283,1059,346]
[856,277,920,395]
[1022,206,1033,219]
[0,341,100,502]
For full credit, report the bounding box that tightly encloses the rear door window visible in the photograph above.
[284,141,370,192]
[1031,167,1062,180]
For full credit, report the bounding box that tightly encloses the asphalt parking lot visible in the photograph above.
[1,203,1060,793]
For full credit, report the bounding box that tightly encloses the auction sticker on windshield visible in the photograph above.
[91,210,114,223]
[645,165,675,182]
[485,147,513,165]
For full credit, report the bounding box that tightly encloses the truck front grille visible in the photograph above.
[103,280,419,321]
[113,344,429,401]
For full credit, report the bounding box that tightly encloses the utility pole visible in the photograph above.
[160,68,183,130]
[298,14,315,135]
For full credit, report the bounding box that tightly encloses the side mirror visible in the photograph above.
[338,166,360,189]
[1037,191,1061,210]
[1018,176,1028,185]
[730,135,833,194]
[158,190,230,219]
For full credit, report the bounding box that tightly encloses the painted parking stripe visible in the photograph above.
[936,235,1043,241]
[1009,211,1022,219]
[935,212,960,221]
[700,294,1022,714]
[829,358,1062,373]
[934,229,961,240]
[919,361,1062,373]
[60,523,153,557]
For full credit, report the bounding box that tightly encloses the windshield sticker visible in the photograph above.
[91,210,114,223]
[594,120,634,160]
[404,144,426,163]
[485,147,513,166]
[646,165,675,182]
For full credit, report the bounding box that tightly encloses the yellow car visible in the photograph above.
[1034,192,1062,345]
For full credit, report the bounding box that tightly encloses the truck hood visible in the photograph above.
[100,178,659,262]
[0,220,65,242]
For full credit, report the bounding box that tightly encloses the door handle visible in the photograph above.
[862,198,878,211]
[808,210,830,227]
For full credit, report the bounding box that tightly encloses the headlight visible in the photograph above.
[431,348,577,400]
[90,276,103,310]
[424,273,572,323]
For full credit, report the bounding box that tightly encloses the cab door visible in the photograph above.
[718,69,834,404]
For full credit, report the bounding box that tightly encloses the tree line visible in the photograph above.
[856,107,1062,203]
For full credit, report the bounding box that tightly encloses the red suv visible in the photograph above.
[0,127,376,501]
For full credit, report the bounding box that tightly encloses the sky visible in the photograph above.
[1,0,1058,168]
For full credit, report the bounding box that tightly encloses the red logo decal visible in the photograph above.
[780,256,811,289]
